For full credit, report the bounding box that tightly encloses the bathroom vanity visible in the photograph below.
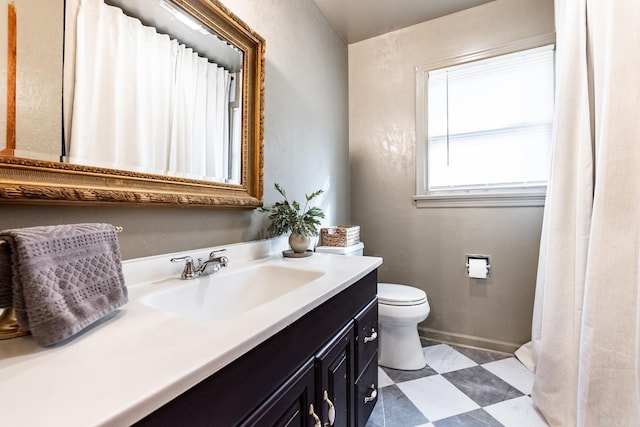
[136,270,379,427]
[0,238,382,426]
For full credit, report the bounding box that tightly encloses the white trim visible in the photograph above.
[418,326,521,354]
[414,33,556,208]
[415,33,556,73]
[414,191,546,208]
[415,65,429,193]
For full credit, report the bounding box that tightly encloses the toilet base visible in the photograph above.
[378,321,426,370]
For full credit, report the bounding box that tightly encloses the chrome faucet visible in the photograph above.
[198,249,229,275]
[171,249,229,280]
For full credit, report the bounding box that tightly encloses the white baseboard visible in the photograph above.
[418,326,523,355]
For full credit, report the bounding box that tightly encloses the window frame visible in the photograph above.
[414,33,556,208]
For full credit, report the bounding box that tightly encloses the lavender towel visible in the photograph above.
[0,223,128,346]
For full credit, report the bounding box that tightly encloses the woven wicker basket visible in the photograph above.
[320,225,360,247]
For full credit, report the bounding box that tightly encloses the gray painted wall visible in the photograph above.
[2,0,349,260]
[348,0,554,351]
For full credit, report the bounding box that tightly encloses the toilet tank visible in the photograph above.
[315,242,364,256]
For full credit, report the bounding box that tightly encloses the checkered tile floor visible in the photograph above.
[366,341,548,427]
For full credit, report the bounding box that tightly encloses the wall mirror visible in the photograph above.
[0,0,264,207]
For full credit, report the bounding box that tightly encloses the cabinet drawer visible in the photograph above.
[355,355,378,427]
[354,298,378,375]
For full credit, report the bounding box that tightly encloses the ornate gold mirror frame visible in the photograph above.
[0,0,264,208]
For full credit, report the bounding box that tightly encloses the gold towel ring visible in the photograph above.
[0,308,29,340]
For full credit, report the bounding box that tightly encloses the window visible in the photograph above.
[415,37,555,207]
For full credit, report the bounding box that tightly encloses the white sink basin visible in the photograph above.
[140,264,324,321]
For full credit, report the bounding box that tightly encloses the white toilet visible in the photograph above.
[377,283,430,370]
[315,243,431,371]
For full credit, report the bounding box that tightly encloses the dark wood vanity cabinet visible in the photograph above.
[243,323,355,427]
[240,359,316,426]
[135,269,379,427]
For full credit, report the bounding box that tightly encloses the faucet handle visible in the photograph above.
[170,256,197,280]
[208,248,227,258]
[209,249,229,268]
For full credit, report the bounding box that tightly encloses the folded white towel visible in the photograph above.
[0,223,128,346]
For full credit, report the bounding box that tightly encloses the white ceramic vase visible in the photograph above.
[288,233,310,253]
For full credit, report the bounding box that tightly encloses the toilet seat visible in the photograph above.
[378,283,427,306]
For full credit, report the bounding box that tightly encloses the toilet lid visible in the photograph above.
[378,283,427,306]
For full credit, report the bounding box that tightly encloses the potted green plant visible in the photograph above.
[261,183,325,253]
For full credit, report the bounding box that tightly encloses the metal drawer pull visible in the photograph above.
[323,390,336,426]
[364,329,378,343]
[309,404,322,427]
[364,384,378,403]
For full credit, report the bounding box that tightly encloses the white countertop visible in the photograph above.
[0,239,382,426]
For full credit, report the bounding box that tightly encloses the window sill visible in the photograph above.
[413,191,546,208]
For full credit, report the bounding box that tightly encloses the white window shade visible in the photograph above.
[426,45,555,194]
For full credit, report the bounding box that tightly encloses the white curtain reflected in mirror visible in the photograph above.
[63,0,242,184]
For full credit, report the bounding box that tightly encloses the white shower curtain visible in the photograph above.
[528,0,640,425]
[66,0,233,180]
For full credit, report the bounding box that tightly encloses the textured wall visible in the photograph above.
[349,0,555,351]
[1,0,349,260]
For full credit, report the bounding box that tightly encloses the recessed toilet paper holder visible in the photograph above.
[465,254,491,278]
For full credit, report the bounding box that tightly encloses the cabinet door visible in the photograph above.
[354,298,378,376]
[315,322,355,427]
[241,359,317,427]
